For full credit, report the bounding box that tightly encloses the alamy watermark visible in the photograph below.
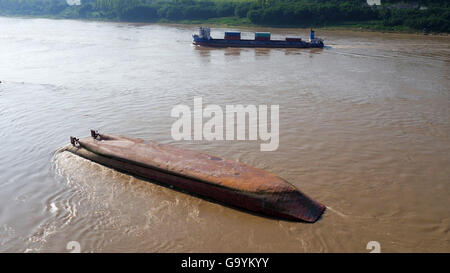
[366,241,381,253]
[66,241,81,253]
[171,97,279,151]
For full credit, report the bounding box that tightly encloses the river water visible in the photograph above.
[0,17,449,252]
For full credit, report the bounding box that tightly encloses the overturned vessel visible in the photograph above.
[64,130,325,222]
[193,27,324,48]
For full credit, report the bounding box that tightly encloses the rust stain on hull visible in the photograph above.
[64,132,325,222]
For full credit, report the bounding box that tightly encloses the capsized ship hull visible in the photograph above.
[65,131,325,222]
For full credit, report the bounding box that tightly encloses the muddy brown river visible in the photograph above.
[0,17,449,252]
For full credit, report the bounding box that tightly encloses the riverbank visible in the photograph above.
[2,14,447,36]
[1,0,448,34]
[171,17,443,35]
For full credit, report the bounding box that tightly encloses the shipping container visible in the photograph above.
[225,36,241,40]
[286,37,302,42]
[225,32,241,37]
[255,37,270,41]
[224,31,241,40]
[255,32,271,38]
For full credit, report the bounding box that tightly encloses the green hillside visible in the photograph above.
[0,0,448,32]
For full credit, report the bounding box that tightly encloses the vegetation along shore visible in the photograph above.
[0,0,448,33]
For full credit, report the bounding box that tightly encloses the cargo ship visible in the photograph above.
[193,27,324,48]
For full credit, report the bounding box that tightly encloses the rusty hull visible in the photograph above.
[64,133,325,222]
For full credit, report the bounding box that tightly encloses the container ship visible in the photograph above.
[193,27,324,48]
